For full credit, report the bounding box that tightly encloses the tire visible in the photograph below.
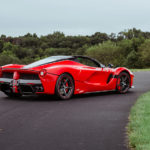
[55,73,74,100]
[116,72,131,94]
[4,92,22,98]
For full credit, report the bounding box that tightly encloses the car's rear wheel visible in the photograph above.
[116,72,131,93]
[55,73,74,100]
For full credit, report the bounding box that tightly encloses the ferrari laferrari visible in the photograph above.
[0,56,134,99]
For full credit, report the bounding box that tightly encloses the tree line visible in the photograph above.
[0,28,150,68]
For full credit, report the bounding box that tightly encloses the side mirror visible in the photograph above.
[108,63,114,68]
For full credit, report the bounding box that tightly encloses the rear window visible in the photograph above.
[23,56,72,69]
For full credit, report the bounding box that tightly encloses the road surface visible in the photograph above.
[0,71,150,150]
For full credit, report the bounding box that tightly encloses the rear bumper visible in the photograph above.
[0,78,44,95]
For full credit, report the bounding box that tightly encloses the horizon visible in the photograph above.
[0,28,149,38]
[1,0,150,37]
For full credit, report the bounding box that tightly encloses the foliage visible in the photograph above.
[0,40,3,53]
[85,41,120,66]
[125,50,140,68]
[138,39,150,68]
[130,68,150,72]
[0,28,150,68]
[0,51,20,65]
[128,91,150,150]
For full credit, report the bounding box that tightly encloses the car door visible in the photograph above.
[75,57,113,92]
[79,66,113,92]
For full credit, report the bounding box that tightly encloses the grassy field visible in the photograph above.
[128,91,150,150]
[130,68,150,72]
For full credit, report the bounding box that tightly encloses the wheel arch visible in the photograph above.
[115,68,134,89]
[57,72,75,92]
[60,72,75,83]
[55,72,75,100]
[119,70,130,77]
[115,67,132,77]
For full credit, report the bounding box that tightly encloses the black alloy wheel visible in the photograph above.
[55,73,74,100]
[117,72,131,93]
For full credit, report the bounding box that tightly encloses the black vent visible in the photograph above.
[20,73,40,80]
[2,72,13,79]
[20,85,33,93]
[107,74,113,84]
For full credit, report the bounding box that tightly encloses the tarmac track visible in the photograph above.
[0,71,150,150]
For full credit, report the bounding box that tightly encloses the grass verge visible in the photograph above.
[128,91,150,150]
[130,69,150,72]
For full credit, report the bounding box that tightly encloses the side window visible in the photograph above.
[76,57,99,67]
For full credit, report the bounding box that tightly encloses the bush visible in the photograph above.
[138,39,150,68]
[0,52,20,66]
[125,50,140,68]
[85,41,120,66]
[43,48,73,56]
[0,28,150,68]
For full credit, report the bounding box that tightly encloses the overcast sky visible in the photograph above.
[0,0,150,36]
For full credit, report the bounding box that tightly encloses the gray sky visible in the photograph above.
[0,0,150,36]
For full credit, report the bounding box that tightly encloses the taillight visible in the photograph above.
[13,71,20,80]
[0,67,2,77]
[39,69,47,77]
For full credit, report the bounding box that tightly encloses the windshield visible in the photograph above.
[23,56,72,69]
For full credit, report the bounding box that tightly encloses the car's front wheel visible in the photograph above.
[116,72,131,93]
[55,73,74,100]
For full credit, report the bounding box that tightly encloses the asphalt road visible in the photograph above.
[0,71,150,150]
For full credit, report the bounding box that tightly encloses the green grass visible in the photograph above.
[130,68,150,72]
[128,91,150,150]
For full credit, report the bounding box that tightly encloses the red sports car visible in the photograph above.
[0,56,134,100]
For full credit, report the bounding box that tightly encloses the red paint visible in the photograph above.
[0,59,134,95]
[13,71,20,80]
[27,83,35,85]
[0,67,2,78]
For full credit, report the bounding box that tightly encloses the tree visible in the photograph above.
[0,51,20,65]
[0,28,150,68]
[0,40,3,53]
[43,48,73,56]
[125,50,140,68]
[90,32,109,45]
[138,39,150,68]
[85,41,120,66]
[118,28,143,40]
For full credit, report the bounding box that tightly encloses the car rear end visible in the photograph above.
[0,67,45,95]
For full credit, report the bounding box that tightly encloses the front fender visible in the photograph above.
[114,67,134,76]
